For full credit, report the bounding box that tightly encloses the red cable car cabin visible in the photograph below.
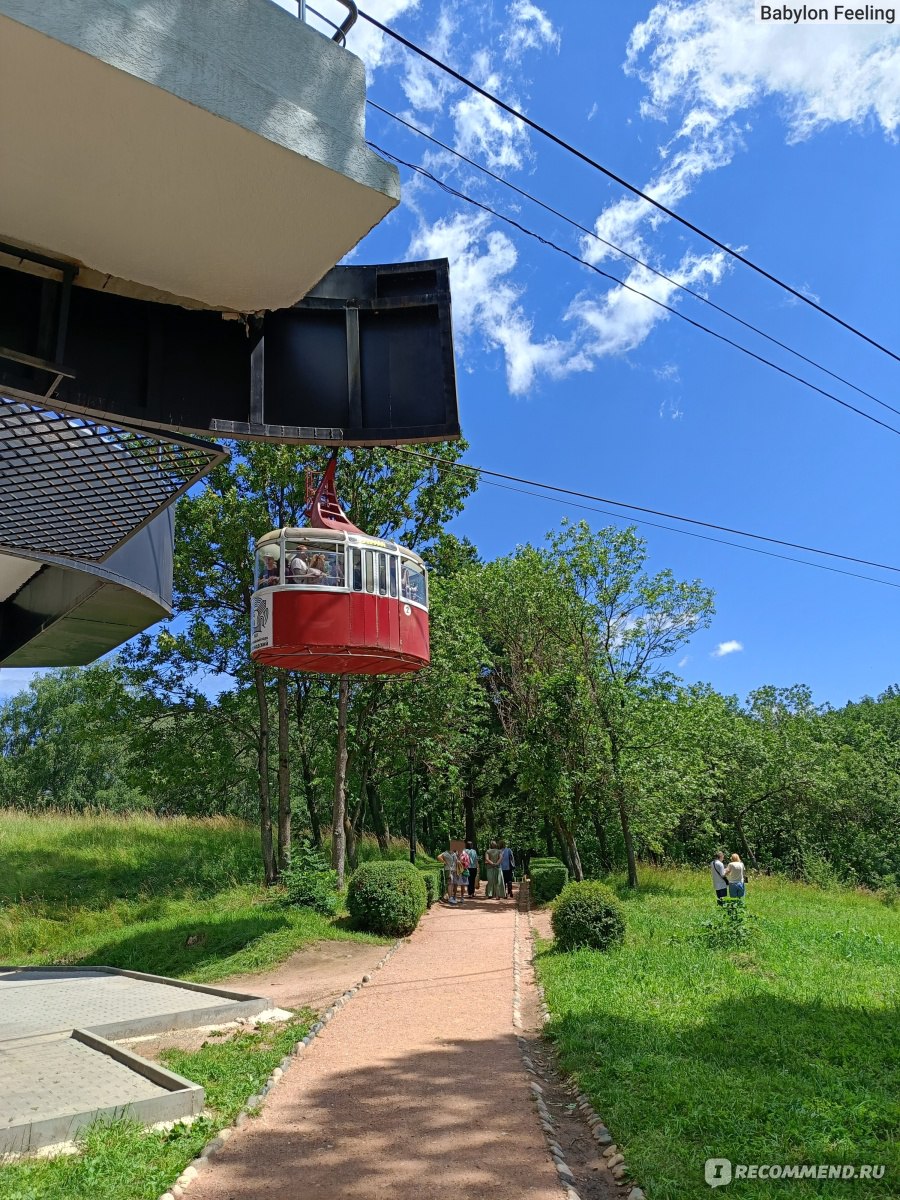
[249,461,429,674]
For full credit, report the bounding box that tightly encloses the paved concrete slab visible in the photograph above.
[0,1029,204,1155]
[0,967,272,1155]
[0,967,271,1039]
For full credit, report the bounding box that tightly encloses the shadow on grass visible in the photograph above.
[74,912,292,980]
[547,992,899,1197]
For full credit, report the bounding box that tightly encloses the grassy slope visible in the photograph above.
[0,811,383,980]
[536,867,900,1200]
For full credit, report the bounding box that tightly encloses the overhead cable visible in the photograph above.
[371,142,900,440]
[368,99,899,420]
[357,8,900,365]
[392,446,900,579]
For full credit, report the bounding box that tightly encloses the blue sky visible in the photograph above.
[3,0,898,707]
[342,0,900,708]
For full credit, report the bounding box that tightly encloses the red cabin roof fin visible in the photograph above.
[305,457,363,533]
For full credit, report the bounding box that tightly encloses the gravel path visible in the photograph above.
[189,895,563,1200]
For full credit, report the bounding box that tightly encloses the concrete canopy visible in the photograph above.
[0,0,400,312]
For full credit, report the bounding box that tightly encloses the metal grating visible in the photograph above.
[0,397,225,562]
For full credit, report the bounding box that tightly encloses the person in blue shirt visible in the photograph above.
[499,840,515,898]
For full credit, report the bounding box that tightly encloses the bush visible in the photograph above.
[551,880,626,951]
[416,865,443,908]
[530,859,569,904]
[698,897,758,948]
[347,860,427,936]
[279,841,339,914]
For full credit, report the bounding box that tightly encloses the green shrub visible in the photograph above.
[279,841,339,914]
[347,861,427,936]
[551,880,625,951]
[416,865,443,908]
[530,859,569,904]
[698,897,758,948]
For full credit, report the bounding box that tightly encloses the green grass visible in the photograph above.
[0,1012,315,1200]
[0,811,385,981]
[535,867,900,1200]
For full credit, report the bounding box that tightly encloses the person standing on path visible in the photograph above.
[465,840,479,897]
[454,847,469,905]
[484,841,505,899]
[438,844,458,904]
[710,851,728,905]
[499,841,515,898]
[724,853,746,899]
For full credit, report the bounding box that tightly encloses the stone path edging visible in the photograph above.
[156,938,404,1200]
[519,886,646,1200]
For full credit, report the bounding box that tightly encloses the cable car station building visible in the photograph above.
[0,0,459,670]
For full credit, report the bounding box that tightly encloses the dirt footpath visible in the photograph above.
[220,940,389,1013]
[189,896,564,1200]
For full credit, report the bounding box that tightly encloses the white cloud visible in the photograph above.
[629,0,900,142]
[407,211,588,392]
[678,655,690,667]
[452,79,531,170]
[568,248,728,360]
[596,0,900,262]
[712,640,743,658]
[501,0,560,62]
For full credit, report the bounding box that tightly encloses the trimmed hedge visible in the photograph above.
[530,858,569,904]
[347,861,427,936]
[416,865,443,908]
[551,880,626,951]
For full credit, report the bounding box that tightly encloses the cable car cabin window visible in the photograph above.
[364,550,375,593]
[256,547,281,588]
[389,556,398,599]
[285,540,345,588]
[377,553,389,596]
[400,558,427,608]
[351,548,362,591]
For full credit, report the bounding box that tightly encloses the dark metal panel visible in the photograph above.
[0,259,460,445]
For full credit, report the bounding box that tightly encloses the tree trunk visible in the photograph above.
[300,752,322,846]
[543,814,554,857]
[345,792,365,871]
[253,664,276,886]
[276,671,291,875]
[553,814,584,881]
[294,681,322,847]
[734,811,757,867]
[609,736,638,888]
[463,789,476,845]
[407,767,417,864]
[590,808,612,870]
[368,779,390,854]
[331,674,350,887]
